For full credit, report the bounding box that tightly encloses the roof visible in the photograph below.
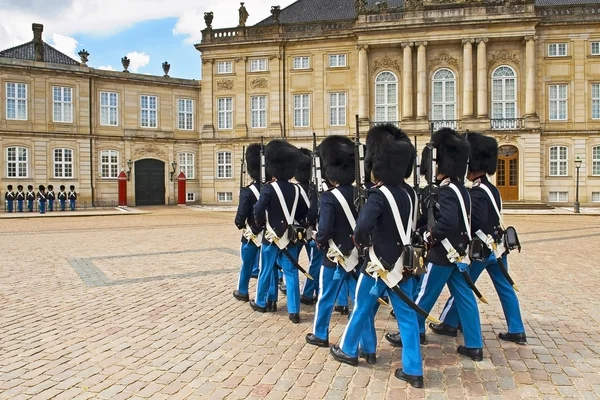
[254,0,600,26]
[0,40,80,66]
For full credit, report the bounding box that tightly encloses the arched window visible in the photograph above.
[492,66,517,129]
[431,68,456,127]
[374,71,397,122]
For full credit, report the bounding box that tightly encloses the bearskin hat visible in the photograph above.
[365,124,412,186]
[382,124,416,180]
[466,132,498,175]
[294,148,312,184]
[319,135,355,185]
[245,144,261,182]
[38,184,45,191]
[265,139,300,180]
[421,128,470,179]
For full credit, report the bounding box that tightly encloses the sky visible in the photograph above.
[0,0,296,79]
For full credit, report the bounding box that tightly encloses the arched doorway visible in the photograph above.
[134,159,165,206]
[497,145,519,201]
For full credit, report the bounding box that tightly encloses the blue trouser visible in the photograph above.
[70,199,76,211]
[439,255,524,334]
[48,199,54,211]
[17,200,24,212]
[301,240,324,299]
[415,263,483,348]
[335,274,357,307]
[312,265,354,340]
[39,201,46,214]
[60,199,66,211]
[6,200,13,212]
[27,200,34,212]
[237,241,261,296]
[256,243,301,313]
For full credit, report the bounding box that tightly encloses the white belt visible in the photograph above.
[475,229,506,259]
[326,239,359,272]
[365,246,404,288]
[243,223,263,247]
[265,219,290,250]
[440,238,471,265]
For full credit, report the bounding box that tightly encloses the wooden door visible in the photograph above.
[497,145,519,201]
[134,159,166,206]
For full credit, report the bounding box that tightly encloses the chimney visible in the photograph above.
[32,23,43,41]
[32,23,44,62]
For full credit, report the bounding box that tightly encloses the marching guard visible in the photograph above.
[5,184,15,213]
[430,132,527,344]
[16,185,25,212]
[58,185,67,211]
[47,184,55,211]
[37,185,47,214]
[26,185,35,212]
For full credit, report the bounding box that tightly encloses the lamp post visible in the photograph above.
[170,161,178,182]
[574,155,582,213]
[126,159,133,181]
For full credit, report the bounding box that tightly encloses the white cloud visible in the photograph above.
[126,51,150,73]
[49,33,79,61]
[97,65,115,71]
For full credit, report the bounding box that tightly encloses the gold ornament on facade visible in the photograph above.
[404,0,423,9]
[216,79,234,91]
[499,135,518,144]
[371,56,401,75]
[134,145,167,159]
[250,78,268,89]
[428,53,459,72]
[488,50,520,69]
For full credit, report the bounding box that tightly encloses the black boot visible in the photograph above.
[289,313,300,324]
[334,306,349,315]
[457,345,483,362]
[249,300,266,313]
[233,290,249,302]
[429,322,458,337]
[358,350,376,365]
[300,295,314,305]
[278,279,286,295]
[330,345,358,366]
[266,301,277,312]
[305,333,329,347]
[498,332,527,345]
[384,332,427,347]
[394,369,424,388]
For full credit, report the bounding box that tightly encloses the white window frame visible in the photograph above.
[549,191,568,202]
[250,95,267,129]
[293,94,310,127]
[178,98,194,131]
[548,84,568,121]
[250,59,268,72]
[217,98,233,130]
[592,41,600,56]
[6,82,27,120]
[217,61,233,74]
[592,83,600,120]
[374,71,398,123]
[593,146,600,176]
[431,68,457,123]
[217,192,233,202]
[140,95,158,128]
[491,66,517,129]
[329,92,347,126]
[216,151,233,179]
[329,54,347,68]
[592,192,600,202]
[100,91,119,126]
[100,150,119,179]
[178,152,195,179]
[549,145,568,177]
[186,192,196,202]
[52,86,73,123]
[5,146,28,178]
[53,148,74,179]
[293,56,310,70]
[548,43,568,57]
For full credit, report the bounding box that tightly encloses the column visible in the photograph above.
[476,37,489,118]
[357,44,369,120]
[401,42,414,120]
[462,38,474,119]
[416,41,428,120]
[524,35,538,117]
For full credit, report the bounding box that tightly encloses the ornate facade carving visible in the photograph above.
[488,50,520,69]
[250,78,268,89]
[134,145,167,159]
[371,56,401,75]
[216,79,234,91]
[428,53,460,72]
[404,0,423,9]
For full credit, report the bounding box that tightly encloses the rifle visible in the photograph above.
[259,136,266,191]
[240,145,246,194]
[311,132,324,212]
[354,115,366,212]
[426,123,438,230]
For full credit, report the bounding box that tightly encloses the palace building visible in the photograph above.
[2,0,600,207]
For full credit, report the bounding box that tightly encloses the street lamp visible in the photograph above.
[126,159,133,181]
[169,161,178,181]
[574,155,582,213]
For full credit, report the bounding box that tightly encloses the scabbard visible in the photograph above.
[496,256,519,292]
[280,247,313,280]
[461,270,488,304]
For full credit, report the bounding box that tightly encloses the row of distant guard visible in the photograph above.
[3,184,78,214]
[231,123,525,388]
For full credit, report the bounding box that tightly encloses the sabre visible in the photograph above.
[461,270,488,304]
[259,136,266,191]
[240,145,246,195]
[280,246,313,280]
[496,256,519,292]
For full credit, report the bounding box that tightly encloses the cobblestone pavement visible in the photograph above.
[1,207,599,400]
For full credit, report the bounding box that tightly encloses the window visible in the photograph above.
[100,150,119,178]
[100,91,118,126]
[217,151,233,179]
[592,42,600,56]
[549,191,568,202]
[53,148,73,178]
[6,82,27,120]
[251,96,267,128]
[593,146,600,176]
[6,146,28,178]
[329,92,346,126]
[217,192,233,202]
[491,66,517,129]
[293,57,309,70]
[329,54,347,68]
[178,99,194,130]
[593,84,600,119]
[217,98,233,130]
[293,94,310,127]
[250,59,267,72]
[549,146,568,176]
[53,86,72,123]
[179,152,195,179]
[217,61,233,74]
[548,43,567,57]
[431,68,456,123]
[187,192,196,202]
[549,85,568,121]
[374,71,398,122]
[592,192,600,202]
[140,95,157,128]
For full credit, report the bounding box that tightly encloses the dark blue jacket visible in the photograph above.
[316,185,357,267]
[297,182,318,227]
[426,178,471,266]
[470,175,502,240]
[235,182,261,243]
[401,182,417,219]
[354,184,411,272]
[254,180,308,244]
